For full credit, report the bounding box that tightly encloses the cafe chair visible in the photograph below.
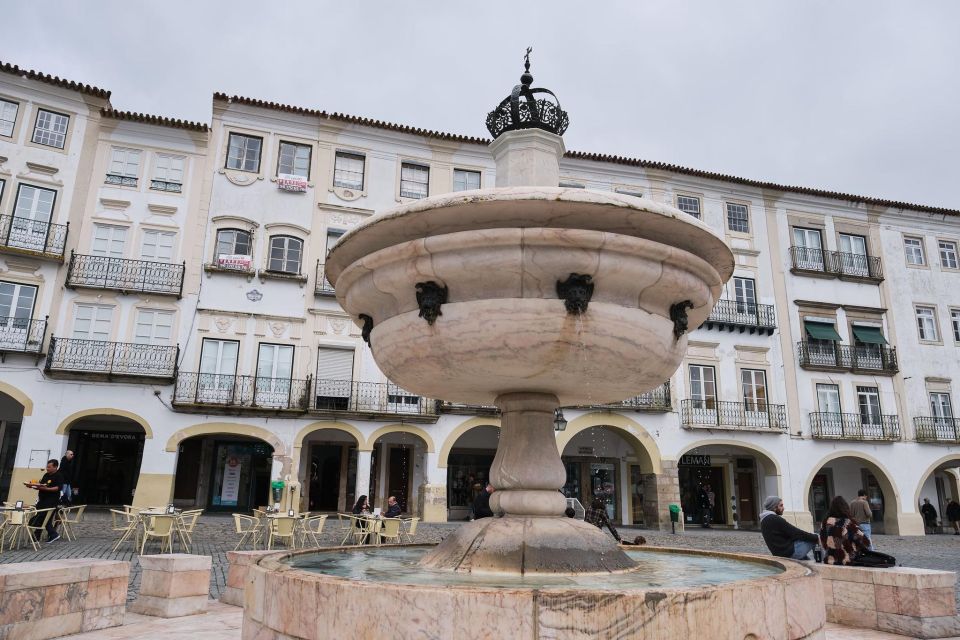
[57,504,86,541]
[268,516,297,550]
[1,509,32,551]
[298,514,327,547]
[376,518,403,545]
[110,508,141,552]
[401,517,421,544]
[177,509,203,551]
[23,508,57,551]
[140,514,176,554]
[232,514,262,550]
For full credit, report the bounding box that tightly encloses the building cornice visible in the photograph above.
[0,60,110,99]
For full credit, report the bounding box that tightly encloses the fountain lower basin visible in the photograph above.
[243,545,826,639]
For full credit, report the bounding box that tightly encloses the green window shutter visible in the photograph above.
[851,325,888,345]
[804,321,843,342]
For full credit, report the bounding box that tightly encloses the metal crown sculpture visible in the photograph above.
[485,47,570,139]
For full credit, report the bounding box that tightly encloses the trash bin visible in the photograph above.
[668,504,681,522]
[270,480,285,505]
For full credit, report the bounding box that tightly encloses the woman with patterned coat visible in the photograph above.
[818,496,872,565]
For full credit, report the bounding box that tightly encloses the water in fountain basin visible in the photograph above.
[288,547,780,590]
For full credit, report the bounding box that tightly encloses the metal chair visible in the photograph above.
[401,517,420,543]
[57,504,86,541]
[176,509,203,551]
[110,508,141,551]
[141,514,176,554]
[23,508,57,550]
[268,516,297,550]
[233,514,262,550]
[298,514,327,547]
[376,518,403,545]
[1,509,31,551]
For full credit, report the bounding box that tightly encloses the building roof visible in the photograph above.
[0,61,111,99]
[101,108,209,132]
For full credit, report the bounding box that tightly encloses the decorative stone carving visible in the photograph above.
[359,314,373,346]
[218,168,262,186]
[246,289,263,302]
[214,317,232,333]
[415,281,448,325]
[329,317,347,335]
[556,273,594,315]
[670,300,695,339]
[328,212,362,227]
[269,322,286,338]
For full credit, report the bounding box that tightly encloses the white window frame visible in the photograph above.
[856,386,882,427]
[134,309,174,345]
[740,369,768,411]
[32,109,69,149]
[267,235,303,274]
[676,195,701,219]
[951,308,960,344]
[400,162,430,199]
[939,240,959,270]
[225,132,262,173]
[91,224,127,258]
[688,364,717,409]
[72,304,113,341]
[141,229,176,262]
[107,147,142,182]
[333,151,365,190]
[725,202,749,233]
[453,168,481,192]
[930,392,954,420]
[0,99,18,138]
[153,153,185,190]
[904,236,926,266]
[816,383,842,415]
[915,305,940,342]
[215,228,252,259]
[14,184,56,223]
[0,280,38,323]
[277,141,311,178]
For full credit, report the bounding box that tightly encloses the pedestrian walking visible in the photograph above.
[850,489,874,550]
[920,498,939,534]
[24,459,63,543]
[946,500,960,535]
[59,450,77,505]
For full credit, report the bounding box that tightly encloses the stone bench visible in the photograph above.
[811,562,960,638]
[129,554,212,618]
[0,558,128,639]
[220,550,275,607]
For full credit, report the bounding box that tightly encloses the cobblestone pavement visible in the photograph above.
[3,511,960,607]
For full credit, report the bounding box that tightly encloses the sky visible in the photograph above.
[5,1,960,208]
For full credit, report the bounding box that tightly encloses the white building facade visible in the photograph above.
[2,62,959,535]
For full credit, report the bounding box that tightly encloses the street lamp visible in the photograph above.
[554,408,567,432]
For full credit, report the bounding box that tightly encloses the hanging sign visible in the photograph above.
[217,254,252,271]
[220,456,242,506]
[679,454,711,467]
[277,173,308,192]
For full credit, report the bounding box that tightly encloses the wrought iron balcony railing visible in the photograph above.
[66,251,185,297]
[150,179,182,193]
[681,399,788,432]
[914,417,960,443]
[0,215,69,261]
[703,299,776,335]
[315,261,335,296]
[796,341,898,374]
[789,246,883,282]
[0,316,47,358]
[173,372,312,411]
[45,337,178,379]
[314,378,437,417]
[810,412,901,441]
[438,382,673,415]
[105,174,137,187]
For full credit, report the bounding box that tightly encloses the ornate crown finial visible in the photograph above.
[486,47,569,139]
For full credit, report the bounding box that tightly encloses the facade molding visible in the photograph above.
[56,408,152,438]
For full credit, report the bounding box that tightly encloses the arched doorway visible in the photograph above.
[173,434,274,512]
[297,425,362,513]
[676,441,781,530]
[915,456,960,533]
[0,390,26,501]
[806,453,899,534]
[444,424,500,521]
[368,428,433,516]
[65,415,146,506]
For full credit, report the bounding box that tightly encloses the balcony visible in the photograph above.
[66,252,185,297]
[702,300,776,335]
[104,173,137,188]
[796,342,898,375]
[810,412,901,441]
[44,337,178,381]
[681,399,788,432]
[437,382,673,416]
[150,179,182,193]
[789,247,883,283]
[0,215,69,261]
[172,372,312,412]
[315,261,335,296]
[914,417,960,443]
[0,317,47,361]
[312,379,438,422]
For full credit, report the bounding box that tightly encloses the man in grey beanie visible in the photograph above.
[759,496,819,560]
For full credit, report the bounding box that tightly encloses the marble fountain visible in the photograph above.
[242,57,826,639]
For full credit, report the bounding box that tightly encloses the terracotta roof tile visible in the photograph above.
[0,61,110,99]
[101,108,208,132]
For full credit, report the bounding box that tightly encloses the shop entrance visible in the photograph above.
[563,459,620,521]
[172,435,273,512]
[445,425,500,521]
[679,461,725,527]
[300,428,359,514]
[0,391,25,502]
[807,456,896,534]
[66,417,145,506]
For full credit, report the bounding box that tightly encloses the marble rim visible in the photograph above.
[325,187,735,287]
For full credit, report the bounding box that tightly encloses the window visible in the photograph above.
[803,320,842,366]
[857,386,882,427]
[939,240,959,269]
[851,324,889,369]
[0,99,18,137]
[32,109,68,148]
[277,141,311,178]
[315,347,355,410]
[106,148,141,186]
[91,224,127,258]
[72,304,112,341]
[0,178,4,202]
[333,152,365,190]
[951,309,960,343]
[268,236,303,274]
[732,277,756,314]
[726,202,749,233]
[838,233,870,276]
[14,184,55,223]
[615,187,644,198]
[916,306,939,341]
[141,230,175,262]
[793,227,825,271]
[453,169,481,192]
[741,369,767,411]
[255,343,295,407]
[225,133,262,172]
[688,365,717,409]
[904,236,925,266]
[930,392,954,420]
[198,338,240,402]
[816,384,841,414]
[216,229,251,258]
[400,162,429,199]
[134,309,174,345]
[0,281,37,324]
[676,195,701,218]
[153,154,185,191]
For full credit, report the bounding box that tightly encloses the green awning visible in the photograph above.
[805,321,842,341]
[852,325,888,345]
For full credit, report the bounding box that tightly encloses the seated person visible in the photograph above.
[473,484,494,519]
[819,496,871,565]
[584,498,621,543]
[759,496,819,560]
[384,496,402,519]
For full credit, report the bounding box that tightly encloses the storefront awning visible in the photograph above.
[852,325,888,345]
[804,321,842,342]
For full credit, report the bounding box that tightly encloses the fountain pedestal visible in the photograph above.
[418,392,635,574]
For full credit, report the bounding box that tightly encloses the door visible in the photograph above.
[741,369,771,428]
[90,225,128,288]
[930,393,955,439]
[134,309,173,345]
[793,227,824,270]
[198,339,239,404]
[736,472,757,523]
[69,429,145,506]
[809,473,831,523]
[733,277,756,315]
[315,347,354,410]
[68,304,113,371]
[255,343,294,407]
[816,383,843,435]
[309,444,344,511]
[0,281,37,350]
[839,233,868,277]
[688,365,717,424]
[207,441,272,512]
[11,185,55,251]
[857,386,882,437]
[130,309,174,375]
[387,446,412,513]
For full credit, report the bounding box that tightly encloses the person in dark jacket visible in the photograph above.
[921,499,939,534]
[472,484,494,519]
[946,500,960,535]
[384,496,402,518]
[759,495,819,560]
[584,497,621,542]
[819,496,871,565]
[59,450,76,505]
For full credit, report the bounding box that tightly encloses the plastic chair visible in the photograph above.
[233,514,262,550]
[23,508,56,550]
[58,504,86,541]
[111,508,141,551]
[401,517,420,543]
[1,510,30,551]
[141,514,176,554]
[177,509,203,551]
[377,518,403,545]
[268,516,297,550]
[298,514,327,547]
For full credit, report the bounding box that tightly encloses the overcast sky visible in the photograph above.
[6,1,959,208]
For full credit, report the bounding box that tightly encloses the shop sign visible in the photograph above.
[277,173,308,192]
[85,432,140,441]
[217,254,252,271]
[679,454,711,467]
[220,456,242,506]
[577,447,594,455]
